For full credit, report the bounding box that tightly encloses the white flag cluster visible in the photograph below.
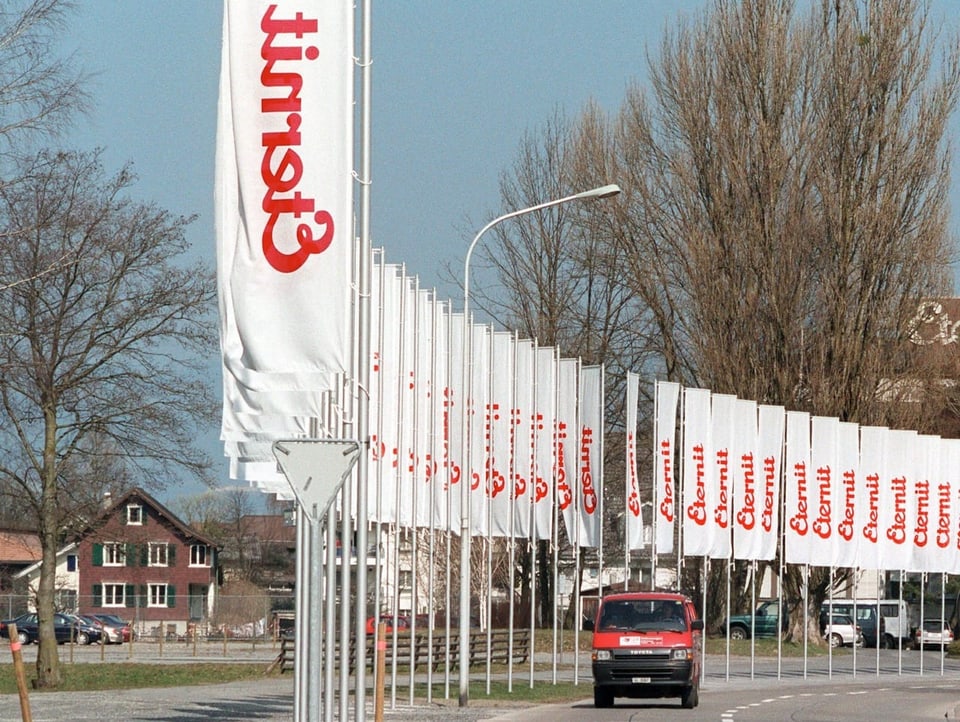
[365,258,604,544]
[658,383,960,573]
[215,5,608,546]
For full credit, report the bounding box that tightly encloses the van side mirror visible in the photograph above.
[691,619,704,631]
[583,618,595,632]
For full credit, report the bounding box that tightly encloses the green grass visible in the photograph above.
[383,680,589,705]
[0,663,273,694]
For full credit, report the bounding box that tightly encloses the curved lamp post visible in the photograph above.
[458,182,621,706]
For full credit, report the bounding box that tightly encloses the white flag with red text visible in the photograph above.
[784,411,812,564]
[857,426,887,570]
[709,393,735,559]
[556,358,579,545]
[731,399,760,560]
[681,387,713,556]
[625,373,643,551]
[654,380,680,555]
[578,366,604,548]
[216,1,354,430]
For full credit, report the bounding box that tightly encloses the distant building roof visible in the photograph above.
[0,531,41,564]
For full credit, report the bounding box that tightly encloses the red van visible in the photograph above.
[588,591,703,709]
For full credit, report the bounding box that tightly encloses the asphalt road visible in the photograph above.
[4,644,960,720]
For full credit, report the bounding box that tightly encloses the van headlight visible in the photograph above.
[593,650,612,661]
[672,648,693,660]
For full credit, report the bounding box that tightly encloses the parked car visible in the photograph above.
[819,601,885,648]
[0,612,95,644]
[89,613,132,643]
[914,619,954,650]
[62,614,103,645]
[726,600,785,640]
[819,613,863,648]
[365,614,410,635]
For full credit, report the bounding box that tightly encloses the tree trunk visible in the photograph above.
[35,408,61,687]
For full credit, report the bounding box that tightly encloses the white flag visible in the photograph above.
[834,421,860,568]
[784,410,811,564]
[731,399,759,560]
[857,426,887,570]
[880,429,917,571]
[556,358,579,545]
[534,348,557,540]
[578,366,604,548]
[625,373,643,551]
[488,331,514,536]
[681,388,713,556]
[216,1,353,414]
[755,405,784,561]
[512,340,535,538]
[653,381,680,555]
[710,393,736,559]
[808,416,839,566]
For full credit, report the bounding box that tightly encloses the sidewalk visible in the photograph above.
[0,676,542,722]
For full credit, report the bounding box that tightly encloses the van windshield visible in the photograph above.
[597,600,687,633]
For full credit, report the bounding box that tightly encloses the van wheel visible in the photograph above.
[594,687,614,708]
[681,683,699,709]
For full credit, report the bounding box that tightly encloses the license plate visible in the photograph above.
[631,676,652,684]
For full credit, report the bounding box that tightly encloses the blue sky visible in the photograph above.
[59,1,960,504]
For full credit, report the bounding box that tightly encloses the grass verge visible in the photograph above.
[0,663,273,695]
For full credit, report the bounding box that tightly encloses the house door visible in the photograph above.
[188,584,208,621]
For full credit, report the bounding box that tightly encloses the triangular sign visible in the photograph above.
[272,439,361,522]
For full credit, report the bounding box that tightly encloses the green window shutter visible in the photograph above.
[92,544,103,566]
[125,584,135,607]
[138,584,147,606]
[92,584,102,607]
[167,585,176,608]
[140,545,148,567]
[168,544,176,566]
[126,543,137,566]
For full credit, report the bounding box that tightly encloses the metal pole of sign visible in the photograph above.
[309,511,322,722]
[294,506,308,720]
[273,439,361,722]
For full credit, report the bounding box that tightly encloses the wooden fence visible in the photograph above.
[272,628,530,674]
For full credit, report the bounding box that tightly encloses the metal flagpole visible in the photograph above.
[354,0,373,716]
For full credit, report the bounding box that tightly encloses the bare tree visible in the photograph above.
[611,0,959,640]
[480,0,959,641]
[0,149,216,687]
[0,0,87,157]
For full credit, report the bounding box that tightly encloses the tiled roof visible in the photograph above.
[0,531,41,564]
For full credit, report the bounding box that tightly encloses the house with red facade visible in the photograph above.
[15,488,219,638]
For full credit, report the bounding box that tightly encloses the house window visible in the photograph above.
[104,542,125,566]
[104,583,125,607]
[66,554,77,572]
[148,583,168,608]
[148,543,168,567]
[398,570,413,591]
[190,544,209,567]
[127,504,143,525]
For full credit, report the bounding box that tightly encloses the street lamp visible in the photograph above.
[458,182,621,706]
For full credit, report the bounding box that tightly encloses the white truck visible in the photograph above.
[825,598,918,648]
